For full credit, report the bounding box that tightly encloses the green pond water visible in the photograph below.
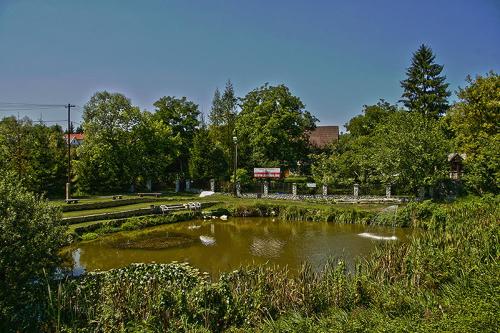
[68,217,413,276]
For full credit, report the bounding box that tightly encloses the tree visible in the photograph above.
[153,96,200,179]
[400,44,451,118]
[236,84,317,170]
[129,111,181,188]
[371,111,450,194]
[312,101,397,188]
[76,91,142,193]
[448,72,500,194]
[208,80,238,178]
[29,123,67,195]
[0,117,66,196]
[208,87,223,126]
[0,172,66,331]
[312,102,450,195]
[189,126,227,181]
[346,100,397,136]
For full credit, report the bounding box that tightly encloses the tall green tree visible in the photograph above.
[129,111,181,187]
[189,126,227,181]
[312,101,397,188]
[372,111,450,193]
[208,87,223,126]
[400,44,451,118]
[76,91,142,193]
[448,72,500,194]
[153,96,200,179]
[236,84,317,170]
[208,80,238,178]
[0,117,66,196]
[30,123,67,195]
[0,172,66,331]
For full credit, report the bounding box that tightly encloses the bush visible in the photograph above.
[61,197,161,212]
[81,232,99,241]
[0,172,67,332]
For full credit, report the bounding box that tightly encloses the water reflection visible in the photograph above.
[66,217,412,276]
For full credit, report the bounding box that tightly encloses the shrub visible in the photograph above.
[81,232,99,241]
[0,172,67,331]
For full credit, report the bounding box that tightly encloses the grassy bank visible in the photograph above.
[43,196,499,332]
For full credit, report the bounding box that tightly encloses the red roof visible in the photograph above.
[64,133,85,141]
[308,126,339,148]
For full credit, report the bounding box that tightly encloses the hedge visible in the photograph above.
[61,197,171,212]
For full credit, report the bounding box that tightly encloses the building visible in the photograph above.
[448,153,466,180]
[308,126,339,148]
[64,133,85,146]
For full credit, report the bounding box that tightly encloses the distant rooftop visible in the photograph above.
[64,133,84,141]
[309,125,339,148]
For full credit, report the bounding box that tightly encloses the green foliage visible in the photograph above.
[76,91,180,194]
[0,172,67,331]
[153,96,200,178]
[129,111,180,185]
[230,168,251,185]
[345,99,397,136]
[189,126,227,181]
[208,81,238,176]
[81,232,98,241]
[400,44,451,118]
[236,84,317,171]
[75,91,141,193]
[313,102,450,195]
[371,111,450,193]
[0,117,67,196]
[73,211,203,238]
[448,72,500,194]
[312,101,397,187]
[208,80,238,178]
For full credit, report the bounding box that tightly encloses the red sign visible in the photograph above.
[254,168,281,178]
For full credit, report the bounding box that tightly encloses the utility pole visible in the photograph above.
[66,103,76,200]
[233,135,238,197]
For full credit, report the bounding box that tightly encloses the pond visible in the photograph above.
[67,217,413,276]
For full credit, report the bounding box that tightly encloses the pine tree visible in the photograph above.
[208,88,223,126]
[400,44,451,118]
[221,80,237,123]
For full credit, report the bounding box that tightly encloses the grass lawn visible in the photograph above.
[62,194,391,218]
[52,192,201,206]
[62,199,211,217]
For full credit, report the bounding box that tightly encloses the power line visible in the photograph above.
[0,102,66,107]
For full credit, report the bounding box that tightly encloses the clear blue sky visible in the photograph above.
[0,0,499,129]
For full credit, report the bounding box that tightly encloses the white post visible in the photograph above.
[236,181,241,197]
[386,184,391,198]
[175,179,180,193]
[322,184,328,196]
[263,181,269,196]
[292,183,298,196]
[210,179,215,192]
[185,179,191,192]
[354,183,359,197]
[65,182,71,200]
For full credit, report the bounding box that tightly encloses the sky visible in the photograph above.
[0,0,499,129]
